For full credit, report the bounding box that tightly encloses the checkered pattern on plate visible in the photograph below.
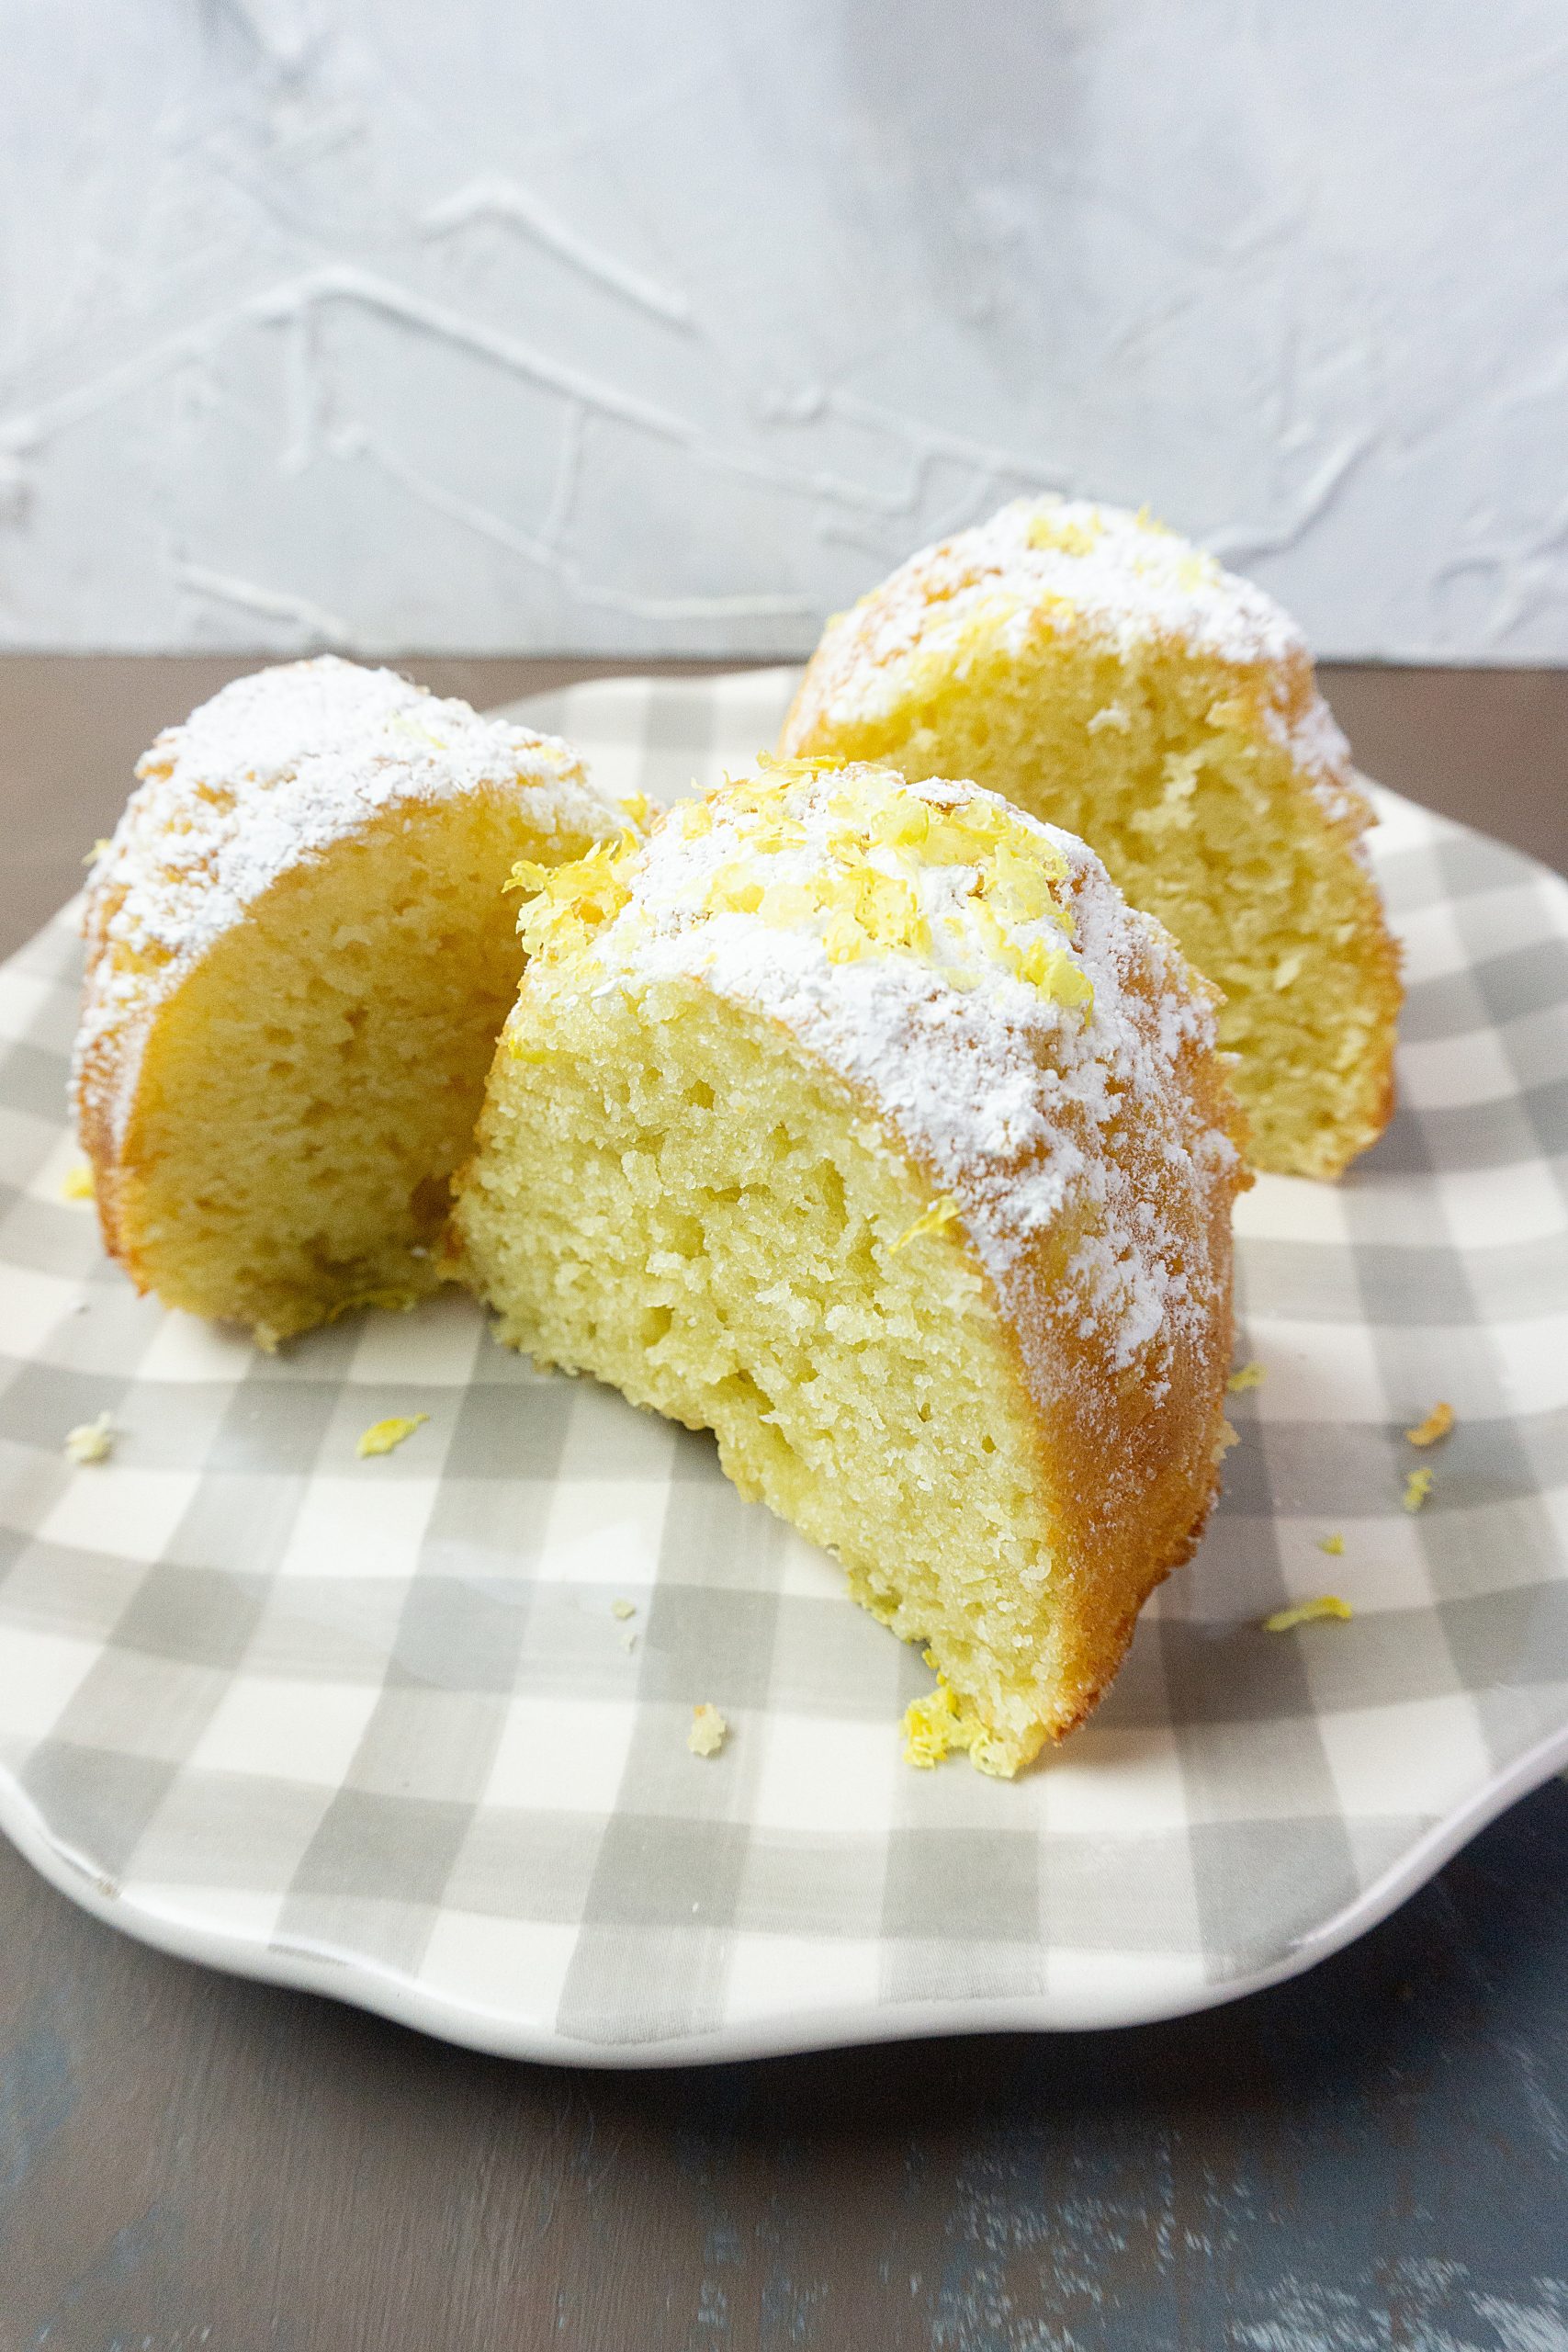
[2,668,1565,2063]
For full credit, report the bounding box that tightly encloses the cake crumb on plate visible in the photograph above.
[688,1703,728,1757]
[64,1412,116,1465]
[1405,1401,1454,1448]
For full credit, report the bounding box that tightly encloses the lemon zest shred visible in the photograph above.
[1226,1361,1265,1394]
[356,1413,429,1459]
[1403,1466,1434,1513]
[1263,1595,1353,1634]
[1025,507,1104,558]
[61,1162,96,1202]
[1317,1532,1345,1557]
[890,1193,962,1254]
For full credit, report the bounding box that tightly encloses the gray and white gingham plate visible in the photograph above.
[3,668,1567,2066]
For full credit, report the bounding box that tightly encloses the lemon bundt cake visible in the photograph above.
[452,759,1249,1774]
[75,657,637,1344]
[780,499,1402,1181]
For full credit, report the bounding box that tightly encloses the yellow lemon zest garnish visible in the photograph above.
[852,865,929,956]
[683,765,1093,1012]
[1227,1361,1265,1394]
[1317,1533,1345,1557]
[708,868,765,916]
[1025,506,1104,558]
[978,839,1057,925]
[758,879,815,928]
[61,1163,96,1202]
[508,839,637,959]
[619,790,655,831]
[890,1193,962,1254]
[83,839,111,867]
[1403,1467,1434,1513]
[356,1414,429,1459]
[1016,938,1094,1007]
[1178,550,1221,592]
[811,909,857,965]
[865,797,931,851]
[1263,1595,1353,1634]
[1406,1401,1454,1448]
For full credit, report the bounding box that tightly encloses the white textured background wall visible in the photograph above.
[4,1,1566,659]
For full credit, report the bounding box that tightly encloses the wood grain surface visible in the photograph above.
[5,1787,1566,2351]
[4,658,1567,2352]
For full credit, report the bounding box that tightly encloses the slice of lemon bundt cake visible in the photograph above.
[781,498,1401,1181]
[452,758,1249,1774]
[75,657,639,1344]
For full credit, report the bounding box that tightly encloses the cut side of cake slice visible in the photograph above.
[780,497,1402,1181]
[452,758,1249,1774]
[75,657,640,1345]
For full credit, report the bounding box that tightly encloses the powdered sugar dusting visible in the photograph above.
[556,761,1242,1412]
[75,656,630,1152]
[787,497,1363,830]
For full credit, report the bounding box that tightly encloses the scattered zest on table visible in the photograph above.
[688,1703,728,1758]
[1226,1361,1265,1394]
[1403,1466,1434,1512]
[356,1413,429,1459]
[1317,1532,1345,1555]
[1405,1400,1455,1448]
[60,1162,95,1202]
[1263,1594,1353,1634]
[63,1411,116,1465]
[610,1598,637,1621]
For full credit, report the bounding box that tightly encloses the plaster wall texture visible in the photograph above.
[2,0,1565,660]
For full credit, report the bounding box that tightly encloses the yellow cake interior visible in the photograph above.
[115,794,577,1344]
[784,580,1401,1181]
[457,975,1073,1775]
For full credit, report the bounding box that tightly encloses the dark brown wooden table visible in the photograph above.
[4,659,1567,2352]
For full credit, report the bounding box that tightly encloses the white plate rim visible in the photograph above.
[4,1724,1564,2067]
